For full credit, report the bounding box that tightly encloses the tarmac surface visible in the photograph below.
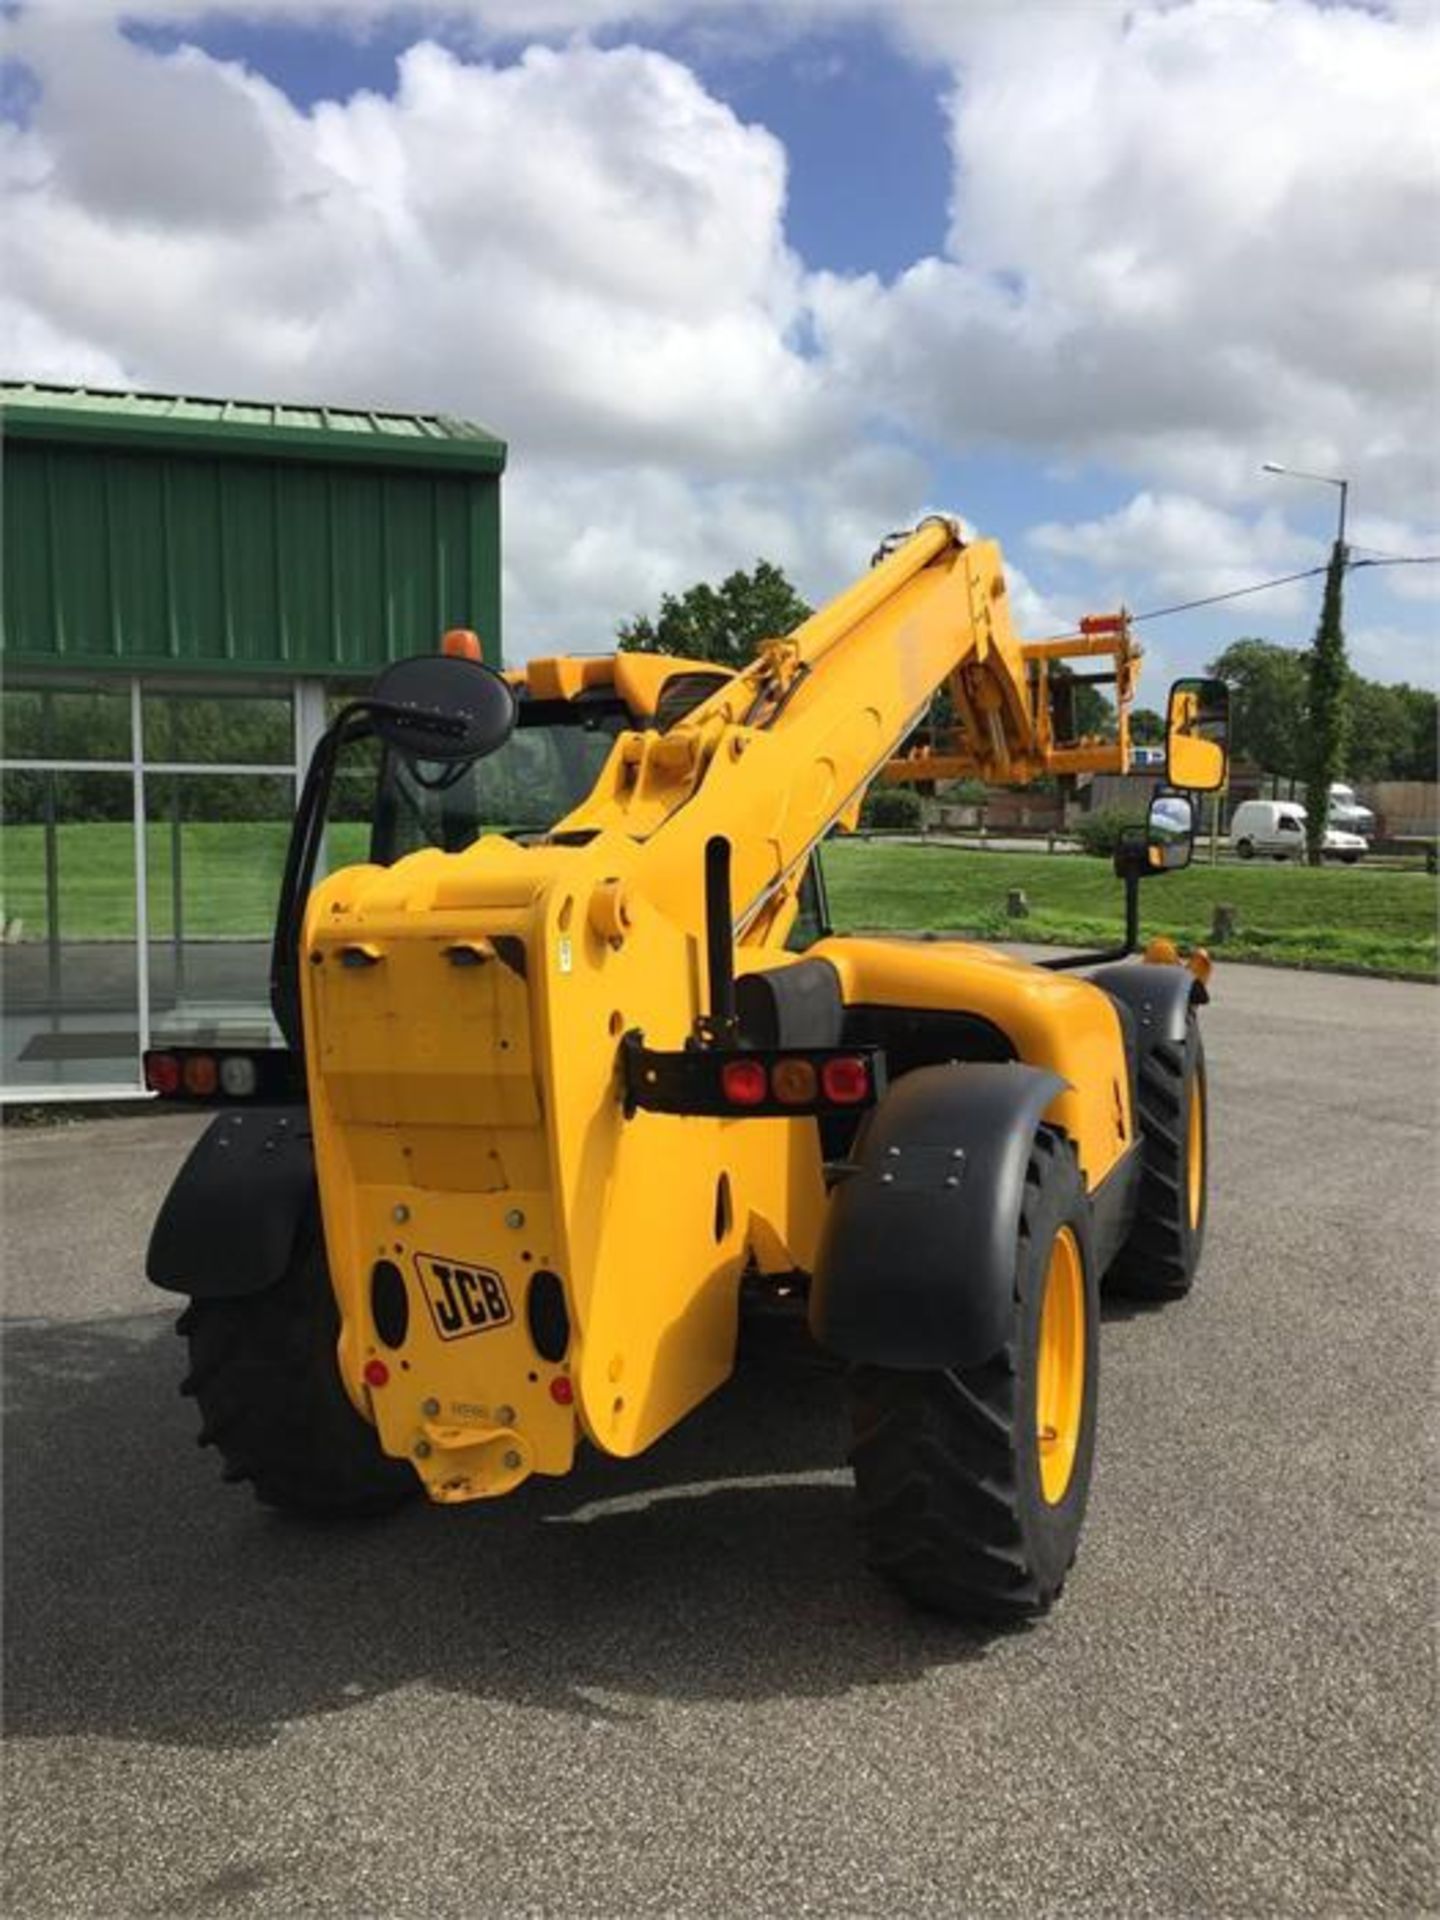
[3,960,1437,1917]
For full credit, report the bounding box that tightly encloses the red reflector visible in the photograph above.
[720,1058,768,1107]
[549,1376,574,1406]
[363,1359,389,1388]
[182,1053,218,1096]
[821,1056,870,1105]
[145,1053,181,1096]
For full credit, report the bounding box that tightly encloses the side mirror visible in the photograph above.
[1165,677,1230,792]
[1146,791,1195,872]
[370,654,517,763]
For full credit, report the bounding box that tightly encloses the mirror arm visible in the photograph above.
[1042,864,1142,971]
[1040,933,1130,972]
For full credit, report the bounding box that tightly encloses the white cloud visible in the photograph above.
[993,557,1069,643]
[1348,514,1440,606]
[2,0,1436,678]
[503,459,1079,661]
[1029,490,1325,616]
[502,441,930,655]
[0,298,127,385]
[811,0,1440,516]
[3,20,834,471]
[1346,623,1440,691]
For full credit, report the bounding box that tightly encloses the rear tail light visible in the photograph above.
[820,1055,871,1105]
[621,1031,883,1118]
[144,1045,296,1102]
[720,1059,768,1107]
[770,1057,818,1105]
[144,1052,181,1096]
[182,1053,219,1096]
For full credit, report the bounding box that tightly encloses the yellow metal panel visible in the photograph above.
[813,937,1133,1187]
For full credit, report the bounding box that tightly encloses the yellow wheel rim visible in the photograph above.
[1036,1225,1086,1506]
[1187,1071,1205,1233]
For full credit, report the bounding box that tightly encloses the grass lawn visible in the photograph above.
[824,841,1438,978]
[3,823,1435,978]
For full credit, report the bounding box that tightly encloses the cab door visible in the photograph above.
[1274,812,1304,860]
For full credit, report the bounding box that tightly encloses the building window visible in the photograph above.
[0,675,332,1099]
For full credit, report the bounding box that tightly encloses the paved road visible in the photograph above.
[4,963,1437,1917]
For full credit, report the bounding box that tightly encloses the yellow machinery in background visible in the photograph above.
[148,517,1228,1620]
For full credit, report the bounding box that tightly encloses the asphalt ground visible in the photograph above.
[3,961,1437,1917]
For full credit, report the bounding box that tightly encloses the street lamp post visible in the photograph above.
[1261,461,1351,867]
[1261,461,1348,549]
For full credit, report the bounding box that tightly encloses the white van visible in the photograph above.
[1229,799,1366,862]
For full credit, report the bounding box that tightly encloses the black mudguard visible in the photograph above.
[1087,959,1206,1050]
[147,1106,316,1298]
[809,1061,1066,1371]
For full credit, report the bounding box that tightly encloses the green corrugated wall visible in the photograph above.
[2,435,503,675]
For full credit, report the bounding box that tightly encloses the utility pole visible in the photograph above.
[1261,464,1350,866]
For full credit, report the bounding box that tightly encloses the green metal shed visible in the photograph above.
[0,382,507,1101]
[1,382,507,673]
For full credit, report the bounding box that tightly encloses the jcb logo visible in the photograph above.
[415,1255,513,1342]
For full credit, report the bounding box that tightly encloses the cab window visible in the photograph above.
[368,696,629,861]
[787,851,832,952]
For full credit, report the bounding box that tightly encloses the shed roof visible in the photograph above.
[0,380,506,474]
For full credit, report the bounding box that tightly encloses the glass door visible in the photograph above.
[141,689,296,1053]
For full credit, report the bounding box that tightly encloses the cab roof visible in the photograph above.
[503,653,732,724]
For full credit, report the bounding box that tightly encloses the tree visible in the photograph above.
[1048,663,1117,740]
[1130,707,1165,744]
[859,788,923,830]
[617,560,812,671]
[1074,684,1117,738]
[1302,545,1349,865]
[1207,635,1436,789]
[1347,677,1438,782]
[1346,678,1410,783]
[1206,638,1308,780]
[1396,685,1438,781]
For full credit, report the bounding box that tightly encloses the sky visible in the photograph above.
[2,0,1437,692]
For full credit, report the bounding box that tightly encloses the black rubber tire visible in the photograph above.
[178,1213,417,1518]
[1105,1012,1207,1301]
[847,1129,1099,1623]
[1235,838,1254,859]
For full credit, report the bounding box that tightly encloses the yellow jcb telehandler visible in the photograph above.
[147,518,1228,1619]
